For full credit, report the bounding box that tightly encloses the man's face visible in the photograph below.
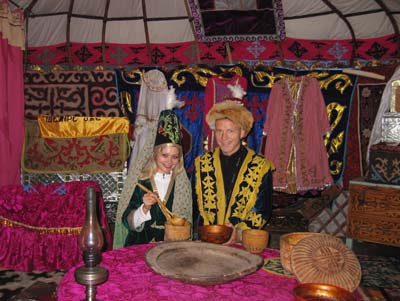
[214,118,245,156]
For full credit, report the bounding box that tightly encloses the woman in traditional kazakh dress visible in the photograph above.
[121,109,192,246]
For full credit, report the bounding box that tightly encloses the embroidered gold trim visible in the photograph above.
[0,216,81,235]
[196,147,274,228]
[150,222,165,230]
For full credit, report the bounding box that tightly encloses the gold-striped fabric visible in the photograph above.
[38,116,130,138]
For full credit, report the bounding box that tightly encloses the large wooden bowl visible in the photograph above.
[198,225,233,244]
[293,283,355,301]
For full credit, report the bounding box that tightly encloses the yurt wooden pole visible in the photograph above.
[101,0,111,66]
[184,0,201,64]
[141,0,152,65]
[225,42,233,64]
[66,0,74,68]
[342,69,385,80]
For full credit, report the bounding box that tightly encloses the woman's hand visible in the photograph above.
[142,192,158,214]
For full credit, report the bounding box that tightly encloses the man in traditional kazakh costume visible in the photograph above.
[193,100,275,244]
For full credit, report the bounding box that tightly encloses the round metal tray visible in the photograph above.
[145,241,264,286]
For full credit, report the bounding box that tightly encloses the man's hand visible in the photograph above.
[223,223,236,245]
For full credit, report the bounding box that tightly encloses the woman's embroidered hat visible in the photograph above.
[206,100,254,136]
[154,109,183,147]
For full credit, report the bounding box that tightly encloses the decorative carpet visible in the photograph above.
[0,269,65,301]
[357,83,386,174]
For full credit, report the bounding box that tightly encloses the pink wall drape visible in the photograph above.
[0,2,25,186]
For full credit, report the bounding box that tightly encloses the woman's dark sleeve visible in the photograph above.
[121,184,146,230]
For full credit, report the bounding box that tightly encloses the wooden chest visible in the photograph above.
[347,178,400,247]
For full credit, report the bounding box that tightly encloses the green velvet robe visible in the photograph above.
[122,178,174,245]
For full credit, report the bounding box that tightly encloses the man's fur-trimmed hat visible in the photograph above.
[206,100,254,136]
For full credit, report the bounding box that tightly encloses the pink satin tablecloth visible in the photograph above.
[58,243,300,301]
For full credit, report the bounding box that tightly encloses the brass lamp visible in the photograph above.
[74,187,108,301]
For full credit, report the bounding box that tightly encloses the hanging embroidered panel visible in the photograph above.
[22,119,130,174]
[24,71,121,118]
[188,0,286,42]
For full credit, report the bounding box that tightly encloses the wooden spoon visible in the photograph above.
[136,182,186,226]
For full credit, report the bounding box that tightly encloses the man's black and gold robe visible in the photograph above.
[193,146,275,230]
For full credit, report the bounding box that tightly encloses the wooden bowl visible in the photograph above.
[168,216,187,226]
[198,225,233,244]
[242,229,269,254]
[165,220,191,241]
[293,283,355,301]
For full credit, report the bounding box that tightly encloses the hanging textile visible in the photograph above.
[264,76,334,194]
[24,71,120,118]
[244,89,270,154]
[0,3,25,186]
[22,119,130,174]
[37,116,130,138]
[367,67,400,163]
[115,69,177,167]
[114,65,356,186]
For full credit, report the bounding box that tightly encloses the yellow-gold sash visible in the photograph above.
[38,116,130,138]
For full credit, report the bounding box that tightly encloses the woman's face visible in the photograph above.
[155,145,181,174]
[214,118,245,156]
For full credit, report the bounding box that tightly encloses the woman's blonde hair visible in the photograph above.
[139,143,184,179]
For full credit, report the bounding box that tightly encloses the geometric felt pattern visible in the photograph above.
[24,71,121,118]
[26,35,399,67]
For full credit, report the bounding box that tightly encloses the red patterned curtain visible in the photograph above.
[0,1,25,186]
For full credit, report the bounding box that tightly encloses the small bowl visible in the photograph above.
[293,283,355,301]
[198,225,233,244]
[242,229,269,254]
[165,220,191,241]
[168,216,187,226]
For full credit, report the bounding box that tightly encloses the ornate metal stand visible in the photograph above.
[74,187,109,301]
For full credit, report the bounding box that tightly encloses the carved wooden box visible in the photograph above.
[347,178,400,247]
